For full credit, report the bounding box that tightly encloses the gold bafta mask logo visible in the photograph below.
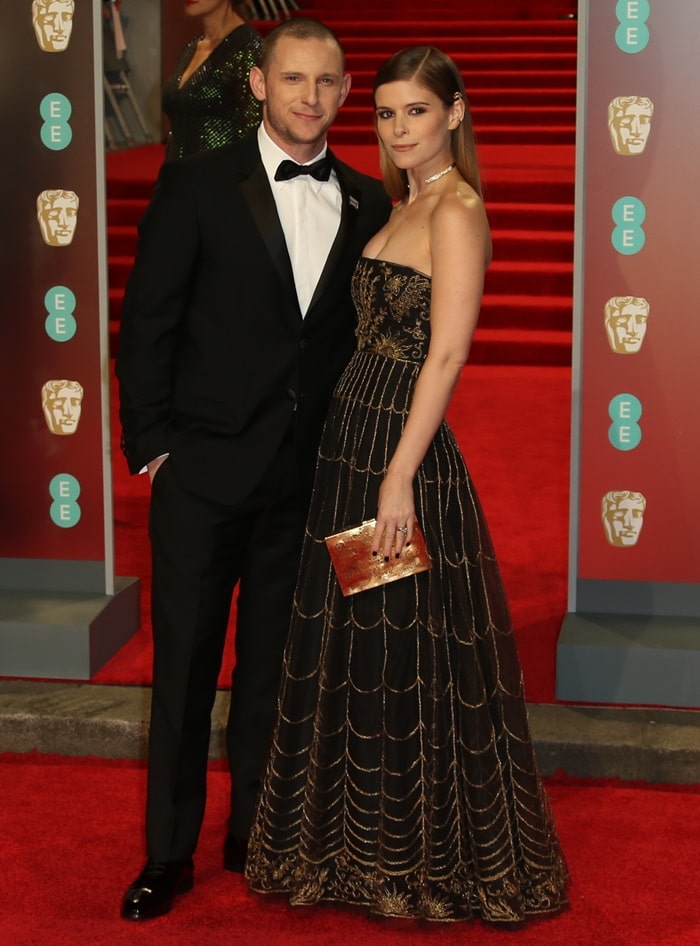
[37,189,79,247]
[42,379,83,435]
[602,490,646,547]
[604,296,649,354]
[608,96,654,156]
[32,0,75,52]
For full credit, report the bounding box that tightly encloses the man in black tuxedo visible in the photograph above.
[116,17,391,920]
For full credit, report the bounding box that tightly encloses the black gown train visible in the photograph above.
[245,257,569,923]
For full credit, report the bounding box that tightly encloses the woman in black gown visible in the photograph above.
[245,46,569,924]
[162,0,261,159]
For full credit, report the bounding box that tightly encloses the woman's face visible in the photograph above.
[374,78,460,176]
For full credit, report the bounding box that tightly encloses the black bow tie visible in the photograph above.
[274,155,332,182]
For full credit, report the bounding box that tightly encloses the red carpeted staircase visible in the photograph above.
[106,0,577,365]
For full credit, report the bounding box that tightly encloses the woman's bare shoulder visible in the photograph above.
[432,180,485,220]
[429,182,491,263]
[430,183,487,238]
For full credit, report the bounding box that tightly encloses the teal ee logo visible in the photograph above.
[608,393,642,450]
[611,196,646,255]
[40,93,72,150]
[49,473,81,528]
[44,286,77,341]
[615,0,650,53]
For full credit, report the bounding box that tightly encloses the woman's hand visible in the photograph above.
[372,471,416,561]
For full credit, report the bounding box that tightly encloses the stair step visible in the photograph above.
[106,235,573,271]
[339,104,576,127]
[347,86,576,107]
[492,230,573,263]
[327,124,576,146]
[317,19,578,38]
[107,224,138,256]
[109,287,124,324]
[99,190,560,223]
[340,35,577,53]
[479,294,572,330]
[107,294,573,364]
[106,197,148,224]
[486,201,574,229]
[468,327,572,366]
[109,257,135,290]
[484,259,573,296]
[349,69,577,90]
[483,179,574,203]
[308,1,578,18]
[344,51,577,70]
[108,295,573,361]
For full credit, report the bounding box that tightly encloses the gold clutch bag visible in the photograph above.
[325,518,431,597]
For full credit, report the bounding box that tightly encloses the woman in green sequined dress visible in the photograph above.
[245,46,569,925]
[162,0,261,159]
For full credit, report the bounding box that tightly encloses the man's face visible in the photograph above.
[34,1,74,52]
[251,37,350,158]
[39,192,78,246]
[607,300,648,353]
[610,101,652,155]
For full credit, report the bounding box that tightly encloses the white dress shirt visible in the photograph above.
[257,123,342,316]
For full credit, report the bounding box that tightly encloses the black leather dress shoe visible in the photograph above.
[121,857,194,920]
[223,833,248,873]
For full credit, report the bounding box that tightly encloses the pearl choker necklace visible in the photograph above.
[424,162,455,184]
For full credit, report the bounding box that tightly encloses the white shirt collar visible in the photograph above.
[257,123,330,184]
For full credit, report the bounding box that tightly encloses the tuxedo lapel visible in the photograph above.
[239,161,298,309]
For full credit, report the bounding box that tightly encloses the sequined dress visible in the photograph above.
[162,24,262,159]
[245,257,569,923]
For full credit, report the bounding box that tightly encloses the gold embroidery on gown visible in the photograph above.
[245,258,569,923]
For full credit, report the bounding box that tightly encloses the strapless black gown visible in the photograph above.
[245,257,569,923]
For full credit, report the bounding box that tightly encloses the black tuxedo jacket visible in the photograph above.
[116,133,392,507]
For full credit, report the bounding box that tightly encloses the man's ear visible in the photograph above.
[250,65,266,102]
[338,73,352,109]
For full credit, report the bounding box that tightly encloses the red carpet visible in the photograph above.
[1,753,698,945]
